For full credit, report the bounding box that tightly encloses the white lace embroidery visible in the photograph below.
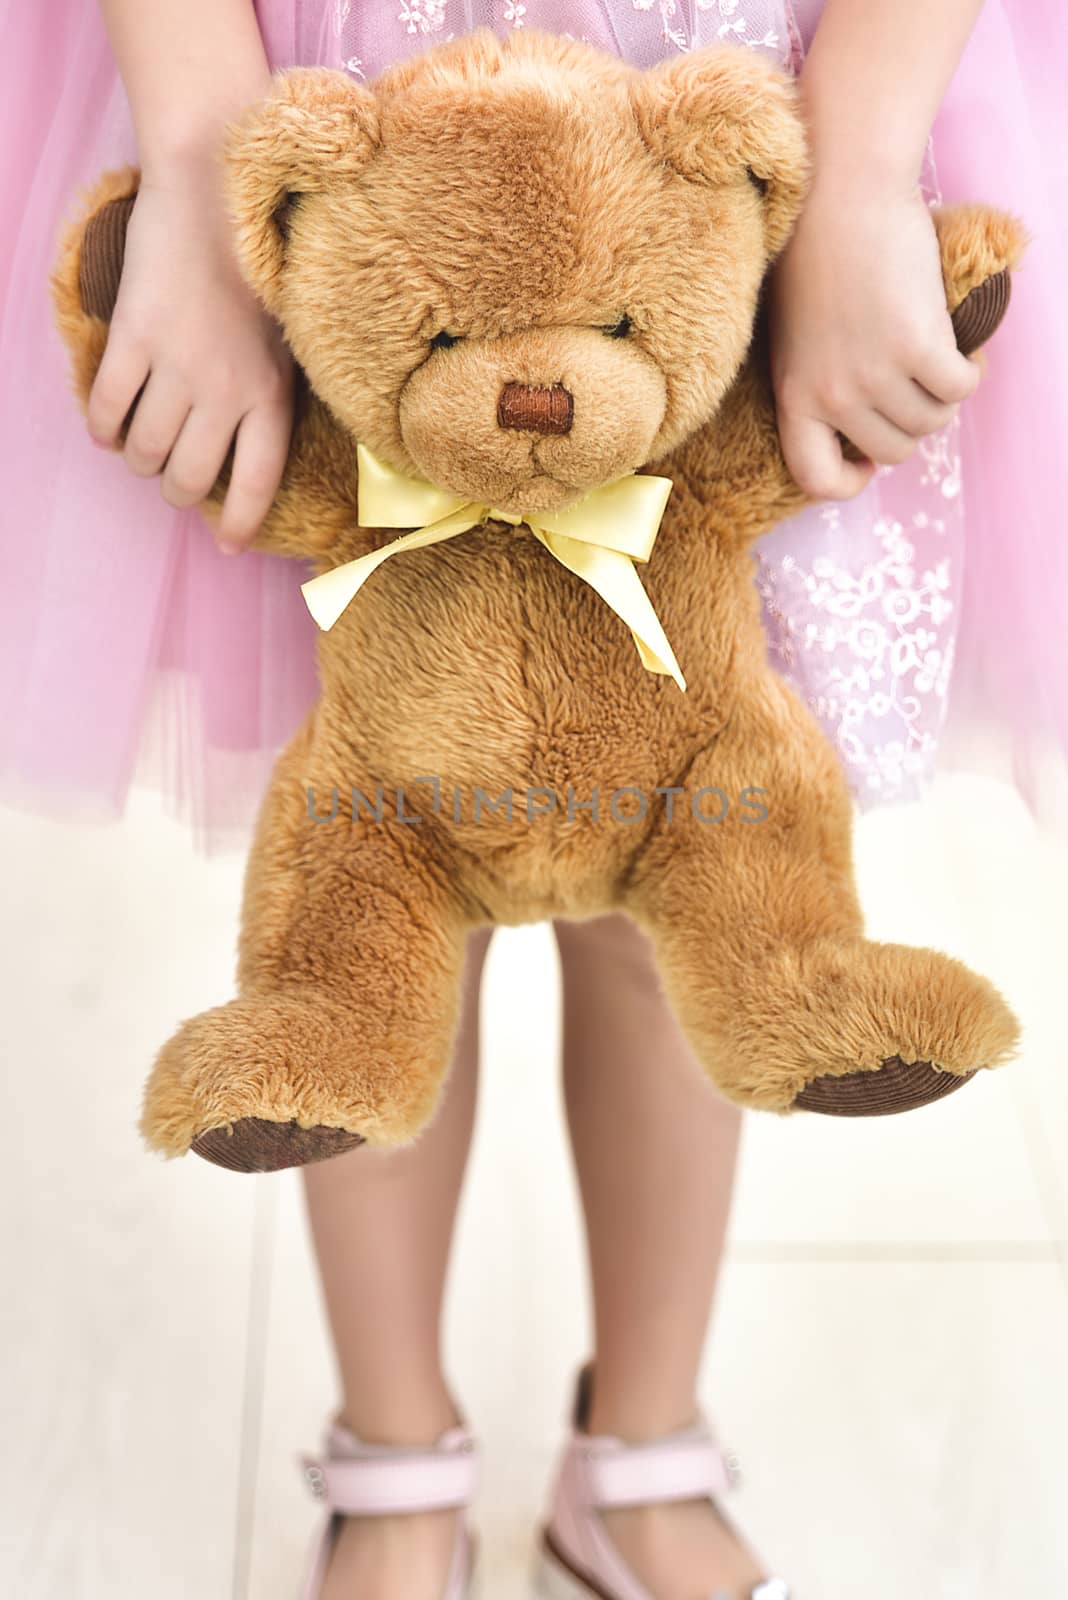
[328,0,795,68]
[757,454,961,802]
[754,142,956,806]
[635,0,787,52]
[398,0,448,37]
[325,0,365,75]
[694,0,783,56]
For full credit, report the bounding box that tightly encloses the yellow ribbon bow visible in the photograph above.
[300,443,685,691]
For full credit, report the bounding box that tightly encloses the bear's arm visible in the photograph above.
[52,168,357,564]
[655,319,808,552]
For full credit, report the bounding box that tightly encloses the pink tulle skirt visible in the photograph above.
[2,0,1065,850]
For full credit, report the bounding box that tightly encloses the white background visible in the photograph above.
[1,772,1066,1597]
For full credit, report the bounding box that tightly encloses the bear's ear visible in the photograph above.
[630,49,808,258]
[226,67,379,312]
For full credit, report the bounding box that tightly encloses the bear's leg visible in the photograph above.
[624,739,1018,1117]
[141,726,476,1172]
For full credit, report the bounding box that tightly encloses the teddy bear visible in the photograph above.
[53,30,1025,1172]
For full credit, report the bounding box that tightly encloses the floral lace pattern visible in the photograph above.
[756,429,962,803]
[696,0,799,60]
[754,140,957,806]
[317,0,798,75]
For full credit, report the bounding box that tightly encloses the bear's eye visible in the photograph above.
[431,330,463,350]
[603,315,632,340]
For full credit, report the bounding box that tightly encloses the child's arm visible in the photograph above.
[89,1,293,551]
[769,0,987,501]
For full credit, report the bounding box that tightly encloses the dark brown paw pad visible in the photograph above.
[78,195,135,321]
[793,1056,977,1118]
[951,270,1012,357]
[191,1117,365,1173]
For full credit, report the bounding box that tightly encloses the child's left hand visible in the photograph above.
[767,176,980,502]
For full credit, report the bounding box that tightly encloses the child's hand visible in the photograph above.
[767,178,980,502]
[87,159,294,552]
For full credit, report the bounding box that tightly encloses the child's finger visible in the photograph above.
[880,377,959,441]
[839,408,920,470]
[779,411,874,502]
[161,408,235,511]
[914,340,981,407]
[216,404,292,551]
[87,332,150,448]
[122,370,191,478]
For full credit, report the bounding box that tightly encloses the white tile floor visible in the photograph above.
[1,773,1066,1598]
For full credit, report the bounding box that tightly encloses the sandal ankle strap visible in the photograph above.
[300,1423,479,1516]
[573,1425,736,1510]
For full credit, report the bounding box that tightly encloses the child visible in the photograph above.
[3,2,1065,1596]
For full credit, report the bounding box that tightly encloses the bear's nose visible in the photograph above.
[497,383,574,436]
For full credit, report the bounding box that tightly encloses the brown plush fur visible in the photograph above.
[53,32,1023,1167]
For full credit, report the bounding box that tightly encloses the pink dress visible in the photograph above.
[2,0,1065,849]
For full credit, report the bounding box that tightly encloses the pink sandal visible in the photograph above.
[298,1418,480,1599]
[537,1373,790,1600]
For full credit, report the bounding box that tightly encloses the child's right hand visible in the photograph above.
[87,159,294,553]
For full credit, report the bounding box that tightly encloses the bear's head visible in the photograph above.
[228,30,807,517]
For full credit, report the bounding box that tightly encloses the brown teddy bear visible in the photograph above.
[54,30,1024,1172]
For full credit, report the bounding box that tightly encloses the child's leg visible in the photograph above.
[555,912,770,1598]
[302,926,491,1600]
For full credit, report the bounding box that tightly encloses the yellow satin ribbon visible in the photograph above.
[300,444,685,691]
